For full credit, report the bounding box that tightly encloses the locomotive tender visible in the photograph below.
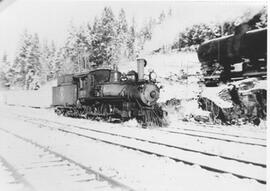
[52,58,166,126]
[197,26,267,86]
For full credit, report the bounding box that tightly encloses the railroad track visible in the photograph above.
[0,155,34,191]
[158,128,266,147]
[181,127,266,140]
[178,122,266,140]
[5,105,266,145]
[17,114,265,165]
[183,128,266,141]
[7,105,266,145]
[7,114,266,184]
[0,128,134,191]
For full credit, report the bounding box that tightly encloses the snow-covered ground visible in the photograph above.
[0,106,266,191]
[0,158,25,191]
[2,105,266,166]
[0,128,125,191]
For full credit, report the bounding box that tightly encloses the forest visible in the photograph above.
[0,6,267,90]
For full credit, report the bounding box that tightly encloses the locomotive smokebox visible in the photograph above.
[137,58,147,81]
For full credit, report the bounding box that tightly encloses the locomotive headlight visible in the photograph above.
[150,91,157,98]
[149,71,157,81]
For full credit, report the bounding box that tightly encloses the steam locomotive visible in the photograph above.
[52,58,166,126]
[197,25,267,86]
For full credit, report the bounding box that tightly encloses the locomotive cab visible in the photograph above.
[73,69,122,101]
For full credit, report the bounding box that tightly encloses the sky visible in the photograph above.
[0,0,267,60]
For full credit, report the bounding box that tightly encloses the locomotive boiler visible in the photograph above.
[197,26,267,86]
[52,58,166,127]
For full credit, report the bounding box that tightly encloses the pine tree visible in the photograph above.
[0,53,10,76]
[31,33,42,74]
[167,8,172,17]
[40,40,50,83]
[90,7,117,67]
[126,17,136,59]
[116,9,128,59]
[49,41,58,79]
[12,30,31,88]
[54,47,65,76]
[158,11,166,24]
[0,53,13,87]
[101,6,117,66]
[12,31,42,89]
[137,18,155,51]
[64,23,81,73]
[64,22,94,73]
[40,40,58,83]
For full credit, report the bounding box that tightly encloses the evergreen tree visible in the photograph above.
[90,7,117,67]
[158,11,166,24]
[50,41,59,78]
[137,19,153,51]
[167,8,172,17]
[12,31,41,89]
[54,47,66,76]
[116,9,128,58]
[126,17,136,59]
[64,22,94,73]
[0,53,13,87]
[30,33,42,74]
[40,40,50,83]
[64,23,82,73]
[40,40,58,83]
[12,31,31,88]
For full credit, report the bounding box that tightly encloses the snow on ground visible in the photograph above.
[0,110,266,191]
[1,105,266,177]
[0,160,25,191]
[0,130,121,191]
[2,103,267,161]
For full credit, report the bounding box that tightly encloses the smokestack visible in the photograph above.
[136,58,147,81]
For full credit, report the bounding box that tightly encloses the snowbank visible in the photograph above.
[0,106,266,191]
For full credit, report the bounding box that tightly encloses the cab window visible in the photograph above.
[92,70,111,83]
[79,77,87,89]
